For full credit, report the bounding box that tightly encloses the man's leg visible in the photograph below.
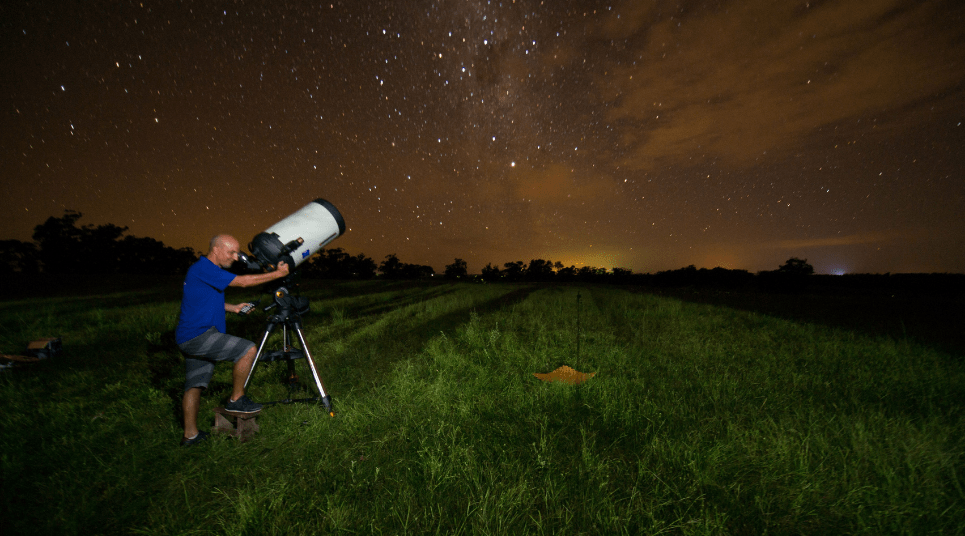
[180,328,259,412]
[230,345,257,402]
[183,386,202,439]
[180,355,214,443]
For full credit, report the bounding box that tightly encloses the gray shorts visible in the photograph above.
[178,327,256,391]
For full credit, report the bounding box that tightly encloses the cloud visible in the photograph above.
[768,230,916,249]
[594,0,965,170]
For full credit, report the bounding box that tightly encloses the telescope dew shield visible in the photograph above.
[249,199,346,269]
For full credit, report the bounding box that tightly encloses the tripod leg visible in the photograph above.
[243,322,277,390]
[293,326,334,417]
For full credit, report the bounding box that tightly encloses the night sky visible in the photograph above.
[4,0,964,275]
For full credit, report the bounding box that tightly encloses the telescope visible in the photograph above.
[240,198,346,416]
[239,198,346,272]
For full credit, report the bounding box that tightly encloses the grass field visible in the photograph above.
[1,280,963,534]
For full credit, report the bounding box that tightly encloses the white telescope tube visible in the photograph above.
[249,199,346,269]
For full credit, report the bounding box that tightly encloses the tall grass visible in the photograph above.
[0,282,962,534]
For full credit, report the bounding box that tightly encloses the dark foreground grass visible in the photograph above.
[1,281,963,534]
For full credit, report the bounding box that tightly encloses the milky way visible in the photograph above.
[3,0,964,274]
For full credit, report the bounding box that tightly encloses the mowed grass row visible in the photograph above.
[0,281,962,534]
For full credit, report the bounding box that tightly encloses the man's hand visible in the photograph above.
[226,303,250,314]
[275,261,290,277]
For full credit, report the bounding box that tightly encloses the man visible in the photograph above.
[175,234,289,446]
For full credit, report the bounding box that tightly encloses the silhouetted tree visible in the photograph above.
[117,235,197,275]
[576,266,606,282]
[758,257,814,292]
[778,257,814,276]
[378,254,434,279]
[302,248,377,279]
[611,267,633,284]
[379,253,403,279]
[481,263,502,282]
[32,210,91,274]
[444,258,468,280]
[503,261,525,282]
[0,240,40,273]
[653,265,699,287]
[525,259,554,281]
[556,265,577,281]
[353,253,377,279]
[400,263,435,279]
[703,267,754,288]
[31,210,195,275]
[304,247,350,278]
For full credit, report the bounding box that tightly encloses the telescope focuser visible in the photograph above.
[272,237,304,269]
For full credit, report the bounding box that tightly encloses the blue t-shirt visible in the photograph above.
[175,256,237,344]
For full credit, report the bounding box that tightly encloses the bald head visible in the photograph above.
[207,234,241,268]
[209,234,234,250]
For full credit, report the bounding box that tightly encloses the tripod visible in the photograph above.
[243,285,334,416]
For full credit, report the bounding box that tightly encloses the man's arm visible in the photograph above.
[229,261,290,288]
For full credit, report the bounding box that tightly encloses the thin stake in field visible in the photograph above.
[576,291,581,363]
[534,291,595,385]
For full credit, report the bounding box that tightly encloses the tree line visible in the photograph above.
[1,211,197,275]
[302,251,818,291]
[3,211,819,291]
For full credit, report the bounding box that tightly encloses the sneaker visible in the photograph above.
[180,430,209,447]
[225,394,263,414]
